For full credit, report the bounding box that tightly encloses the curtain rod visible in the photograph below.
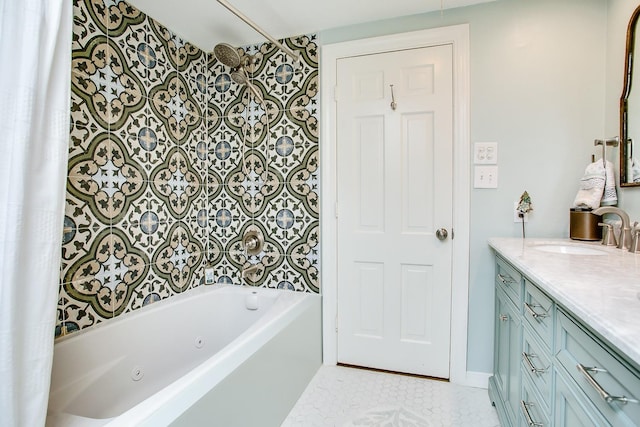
[216,0,300,63]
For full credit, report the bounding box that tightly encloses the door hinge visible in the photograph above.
[335,202,339,218]
[335,314,338,333]
[334,85,339,102]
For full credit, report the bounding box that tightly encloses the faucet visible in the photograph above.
[592,206,632,250]
[241,264,259,278]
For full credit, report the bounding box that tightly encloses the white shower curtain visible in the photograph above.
[0,0,71,425]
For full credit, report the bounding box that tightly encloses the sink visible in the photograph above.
[532,244,608,256]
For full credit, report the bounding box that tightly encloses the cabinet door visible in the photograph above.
[494,287,522,425]
[555,369,610,427]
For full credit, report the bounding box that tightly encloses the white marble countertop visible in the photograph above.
[488,237,640,368]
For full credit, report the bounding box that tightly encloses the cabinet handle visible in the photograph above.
[524,302,549,319]
[520,401,544,426]
[497,273,514,285]
[576,364,639,405]
[499,314,508,322]
[522,352,547,375]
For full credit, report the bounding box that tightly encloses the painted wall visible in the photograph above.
[59,0,319,336]
[320,0,610,374]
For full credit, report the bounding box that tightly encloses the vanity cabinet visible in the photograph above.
[489,255,640,427]
[490,257,523,426]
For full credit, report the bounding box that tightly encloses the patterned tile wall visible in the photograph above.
[58,0,319,337]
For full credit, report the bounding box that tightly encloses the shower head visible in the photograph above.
[230,66,263,104]
[230,68,248,85]
[214,43,241,68]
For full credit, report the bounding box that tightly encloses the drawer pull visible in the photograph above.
[520,401,544,427]
[576,364,639,405]
[497,273,514,285]
[522,352,547,375]
[524,302,548,319]
[499,314,508,322]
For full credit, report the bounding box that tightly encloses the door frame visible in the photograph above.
[320,24,473,386]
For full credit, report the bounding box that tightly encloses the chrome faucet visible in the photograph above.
[592,206,633,250]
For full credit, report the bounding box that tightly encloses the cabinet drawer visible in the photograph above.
[496,256,522,306]
[520,374,550,427]
[523,280,553,349]
[522,326,552,411]
[555,310,640,426]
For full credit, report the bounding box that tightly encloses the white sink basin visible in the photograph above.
[532,244,608,256]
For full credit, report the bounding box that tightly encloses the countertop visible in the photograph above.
[488,237,640,368]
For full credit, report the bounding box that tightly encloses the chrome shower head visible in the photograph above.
[214,43,241,68]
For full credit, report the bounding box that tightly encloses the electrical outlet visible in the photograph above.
[514,201,529,223]
[474,142,498,164]
[474,166,498,188]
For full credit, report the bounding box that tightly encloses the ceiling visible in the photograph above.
[127,0,495,51]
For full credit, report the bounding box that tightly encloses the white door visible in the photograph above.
[336,44,454,378]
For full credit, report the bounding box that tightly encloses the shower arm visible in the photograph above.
[216,0,300,64]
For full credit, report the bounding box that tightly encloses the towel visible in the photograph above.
[630,158,640,183]
[573,159,617,209]
[601,160,618,206]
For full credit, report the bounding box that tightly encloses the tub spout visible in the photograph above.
[241,264,259,278]
[592,206,632,250]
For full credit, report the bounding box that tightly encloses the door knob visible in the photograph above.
[436,228,448,241]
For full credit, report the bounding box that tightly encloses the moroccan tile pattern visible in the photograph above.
[59,0,319,337]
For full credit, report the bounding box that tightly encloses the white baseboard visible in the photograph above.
[462,371,491,389]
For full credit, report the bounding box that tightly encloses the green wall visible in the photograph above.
[320,0,628,374]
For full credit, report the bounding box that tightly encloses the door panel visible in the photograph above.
[355,116,385,231]
[336,44,453,378]
[402,112,434,232]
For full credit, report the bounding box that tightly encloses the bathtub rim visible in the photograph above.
[48,285,320,426]
[53,284,261,344]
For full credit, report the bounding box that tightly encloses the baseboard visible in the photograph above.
[463,371,492,389]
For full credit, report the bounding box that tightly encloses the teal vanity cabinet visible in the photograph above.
[489,256,523,426]
[488,244,640,427]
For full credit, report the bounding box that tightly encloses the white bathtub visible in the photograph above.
[46,285,321,426]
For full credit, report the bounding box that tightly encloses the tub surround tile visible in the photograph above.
[62,0,319,337]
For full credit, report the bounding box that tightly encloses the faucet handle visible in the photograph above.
[630,227,640,254]
[598,222,618,246]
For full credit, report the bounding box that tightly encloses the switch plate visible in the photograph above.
[474,166,498,188]
[474,142,498,164]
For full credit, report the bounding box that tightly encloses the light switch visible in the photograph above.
[474,166,498,188]
[474,142,498,164]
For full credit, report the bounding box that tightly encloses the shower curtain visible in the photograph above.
[0,0,71,425]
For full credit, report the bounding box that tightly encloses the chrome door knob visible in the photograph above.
[436,228,448,241]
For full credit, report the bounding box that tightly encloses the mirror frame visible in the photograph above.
[620,5,640,187]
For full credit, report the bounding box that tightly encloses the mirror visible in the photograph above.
[620,5,640,186]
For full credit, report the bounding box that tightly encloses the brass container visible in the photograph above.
[570,208,603,241]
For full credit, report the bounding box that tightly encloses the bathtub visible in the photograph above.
[46,285,321,426]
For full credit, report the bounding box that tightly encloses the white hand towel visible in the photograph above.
[572,160,606,209]
[601,160,618,206]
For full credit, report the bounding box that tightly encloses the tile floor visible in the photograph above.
[282,365,500,427]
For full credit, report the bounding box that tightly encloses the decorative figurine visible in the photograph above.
[517,191,533,238]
